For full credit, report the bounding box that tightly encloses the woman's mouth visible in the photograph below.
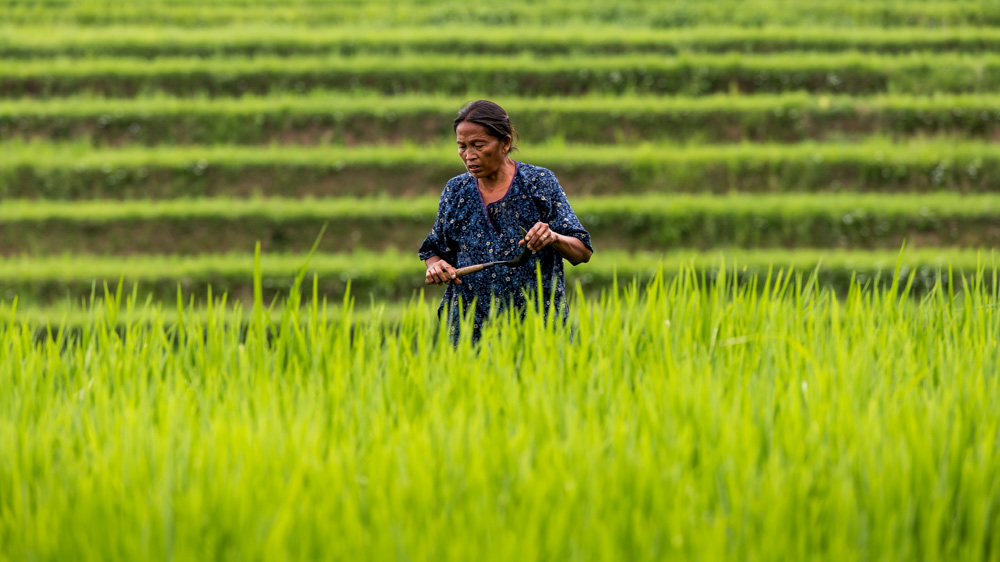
[467,165,481,173]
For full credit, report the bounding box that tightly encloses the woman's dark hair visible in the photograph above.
[453,100,519,153]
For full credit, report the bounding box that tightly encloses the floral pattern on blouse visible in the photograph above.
[418,162,593,340]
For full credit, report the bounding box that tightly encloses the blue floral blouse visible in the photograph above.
[418,162,593,339]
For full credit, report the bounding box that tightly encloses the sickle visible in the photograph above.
[426,226,531,284]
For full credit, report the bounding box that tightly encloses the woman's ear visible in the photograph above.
[504,135,512,153]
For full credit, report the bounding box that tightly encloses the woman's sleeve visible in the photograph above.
[418,183,457,262]
[542,174,593,252]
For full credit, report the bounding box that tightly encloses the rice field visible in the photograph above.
[3,0,999,303]
[2,263,999,561]
[4,0,1000,558]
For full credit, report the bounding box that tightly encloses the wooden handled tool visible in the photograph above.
[426,227,531,284]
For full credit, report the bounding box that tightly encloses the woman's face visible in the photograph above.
[456,121,511,179]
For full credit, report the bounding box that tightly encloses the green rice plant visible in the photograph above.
[0,257,997,560]
[4,25,1000,58]
[2,138,998,199]
[0,247,988,307]
[0,0,995,27]
[2,51,998,97]
[0,192,998,256]
[4,92,1000,146]
[3,186,1000,253]
[0,299,304,331]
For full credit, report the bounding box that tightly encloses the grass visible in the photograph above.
[0,247,991,307]
[11,137,997,169]
[5,92,1000,146]
[3,138,999,199]
[2,192,1000,256]
[3,90,998,122]
[1,0,995,27]
[0,192,998,222]
[4,25,1000,57]
[4,51,1000,96]
[1,262,997,560]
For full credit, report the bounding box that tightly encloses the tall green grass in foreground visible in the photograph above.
[1,261,998,561]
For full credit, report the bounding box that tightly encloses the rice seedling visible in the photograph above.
[0,192,997,257]
[3,138,999,199]
[3,25,999,58]
[0,246,979,307]
[5,92,1000,146]
[4,51,999,97]
[0,0,993,27]
[0,258,997,560]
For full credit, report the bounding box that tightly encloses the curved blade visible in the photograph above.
[505,226,532,268]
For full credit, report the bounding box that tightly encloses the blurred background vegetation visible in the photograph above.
[0,0,997,313]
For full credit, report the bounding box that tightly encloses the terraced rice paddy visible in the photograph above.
[2,0,1000,559]
[2,0,1000,309]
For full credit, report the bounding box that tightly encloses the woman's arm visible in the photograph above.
[551,232,593,265]
[420,180,462,282]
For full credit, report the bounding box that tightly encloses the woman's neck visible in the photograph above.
[477,159,516,194]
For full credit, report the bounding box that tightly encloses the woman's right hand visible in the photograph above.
[425,257,462,285]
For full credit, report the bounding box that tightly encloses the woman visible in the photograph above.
[419,100,593,340]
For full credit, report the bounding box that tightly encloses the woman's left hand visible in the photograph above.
[520,222,560,253]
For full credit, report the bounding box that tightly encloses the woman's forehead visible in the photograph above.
[456,121,495,141]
